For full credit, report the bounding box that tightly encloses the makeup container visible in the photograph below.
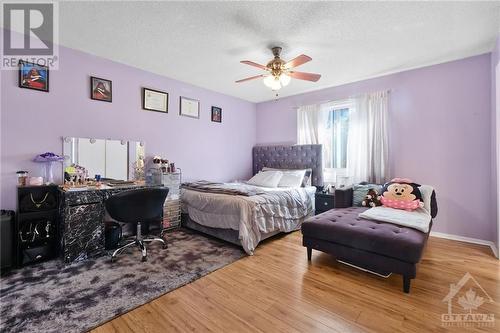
[16,171,28,186]
[28,177,43,186]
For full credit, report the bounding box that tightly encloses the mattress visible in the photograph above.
[181,183,316,254]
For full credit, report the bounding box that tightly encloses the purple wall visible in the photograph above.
[256,54,494,242]
[1,45,256,210]
[492,36,500,251]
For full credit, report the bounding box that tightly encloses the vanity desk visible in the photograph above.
[60,136,150,263]
[59,183,162,263]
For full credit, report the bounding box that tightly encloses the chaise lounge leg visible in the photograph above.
[403,276,411,293]
[307,247,312,261]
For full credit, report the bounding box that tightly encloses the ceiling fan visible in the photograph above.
[236,46,321,91]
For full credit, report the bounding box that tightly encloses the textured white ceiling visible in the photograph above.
[54,1,500,103]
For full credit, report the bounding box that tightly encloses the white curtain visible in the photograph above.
[347,91,389,184]
[297,104,321,144]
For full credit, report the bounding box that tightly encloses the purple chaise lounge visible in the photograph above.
[302,187,437,293]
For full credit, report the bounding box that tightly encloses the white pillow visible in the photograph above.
[262,167,310,187]
[277,170,306,187]
[418,185,434,214]
[247,171,283,188]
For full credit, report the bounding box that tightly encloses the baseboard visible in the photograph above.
[430,231,499,259]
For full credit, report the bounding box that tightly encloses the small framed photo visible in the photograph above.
[211,106,222,123]
[142,88,168,113]
[179,96,200,119]
[19,60,49,92]
[90,76,112,102]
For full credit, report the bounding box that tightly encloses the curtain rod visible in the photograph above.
[290,89,391,109]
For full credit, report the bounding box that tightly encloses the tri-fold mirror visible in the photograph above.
[63,137,145,181]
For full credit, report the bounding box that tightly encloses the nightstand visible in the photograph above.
[315,192,335,214]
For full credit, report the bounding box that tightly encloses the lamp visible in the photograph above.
[263,75,282,91]
[263,72,291,91]
[279,74,291,87]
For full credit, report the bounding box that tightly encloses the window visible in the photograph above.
[298,92,389,185]
[297,99,354,183]
[322,107,349,169]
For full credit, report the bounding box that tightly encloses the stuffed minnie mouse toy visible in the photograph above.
[380,178,424,211]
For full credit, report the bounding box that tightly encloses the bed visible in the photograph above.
[181,144,323,254]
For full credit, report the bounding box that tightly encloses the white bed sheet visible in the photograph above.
[181,183,316,254]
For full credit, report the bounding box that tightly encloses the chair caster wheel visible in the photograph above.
[111,257,116,263]
[141,256,147,262]
[163,243,168,249]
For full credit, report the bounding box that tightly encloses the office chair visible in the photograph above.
[105,187,169,262]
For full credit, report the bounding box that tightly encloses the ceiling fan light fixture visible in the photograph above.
[270,77,282,91]
[279,74,291,87]
[263,75,274,88]
[263,75,282,91]
[237,46,320,90]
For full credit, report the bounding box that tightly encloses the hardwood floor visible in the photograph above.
[93,232,500,333]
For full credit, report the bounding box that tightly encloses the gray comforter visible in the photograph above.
[181,183,316,254]
[181,180,265,196]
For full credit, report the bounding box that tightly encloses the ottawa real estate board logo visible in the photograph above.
[441,272,495,327]
[1,2,59,69]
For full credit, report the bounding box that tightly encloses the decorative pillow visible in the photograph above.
[262,167,311,187]
[247,171,283,188]
[418,185,435,214]
[301,169,313,187]
[380,178,423,211]
[353,183,383,206]
[278,170,306,187]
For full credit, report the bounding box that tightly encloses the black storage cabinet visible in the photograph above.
[16,185,60,267]
[1,210,15,273]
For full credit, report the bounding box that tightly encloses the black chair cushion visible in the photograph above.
[105,187,169,223]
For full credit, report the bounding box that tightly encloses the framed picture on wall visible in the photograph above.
[18,60,49,92]
[90,76,112,102]
[179,96,200,119]
[142,88,168,113]
[211,106,222,123]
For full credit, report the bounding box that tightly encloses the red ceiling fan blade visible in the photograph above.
[288,71,321,82]
[240,60,269,71]
[284,54,312,69]
[235,74,266,83]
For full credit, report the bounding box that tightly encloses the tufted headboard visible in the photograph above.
[252,144,323,187]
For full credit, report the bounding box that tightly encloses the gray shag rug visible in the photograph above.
[0,228,244,333]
